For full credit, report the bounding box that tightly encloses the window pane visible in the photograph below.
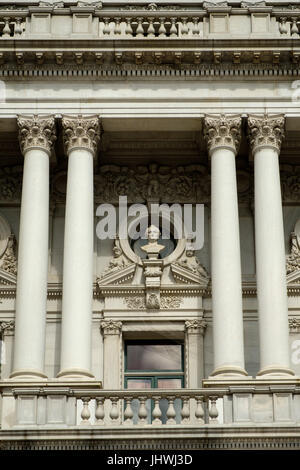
[126,344,182,371]
[126,378,152,389]
[157,378,182,389]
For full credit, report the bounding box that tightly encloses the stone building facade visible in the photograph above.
[1,0,300,450]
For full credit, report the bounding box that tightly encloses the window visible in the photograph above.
[124,340,184,424]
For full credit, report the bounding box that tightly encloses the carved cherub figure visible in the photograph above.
[176,240,208,278]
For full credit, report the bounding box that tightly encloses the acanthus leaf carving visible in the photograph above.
[248,114,285,154]
[62,114,101,156]
[100,319,122,336]
[204,114,242,156]
[17,115,56,156]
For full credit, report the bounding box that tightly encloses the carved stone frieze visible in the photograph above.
[248,114,285,154]
[62,115,101,156]
[100,320,122,336]
[93,163,209,204]
[185,319,207,335]
[124,294,183,309]
[17,115,56,156]
[204,115,242,156]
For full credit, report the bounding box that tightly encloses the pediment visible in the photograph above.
[171,263,209,287]
[287,269,300,285]
[97,263,136,287]
[0,268,17,286]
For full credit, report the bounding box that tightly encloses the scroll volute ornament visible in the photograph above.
[17,115,56,156]
[248,114,285,154]
[204,114,242,156]
[62,115,101,156]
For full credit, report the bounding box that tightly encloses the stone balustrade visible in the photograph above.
[2,5,300,41]
[1,384,300,430]
[77,389,222,426]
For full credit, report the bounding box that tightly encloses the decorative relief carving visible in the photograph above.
[124,295,183,310]
[185,319,207,335]
[100,320,122,336]
[17,115,56,156]
[97,237,136,286]
[93,163,209,204]
[248,114,285,154]
[0,235,17,276]
[289,317,300,333]
[125,296,146,309]
[62,115,101,156]
[286,229,300,276]
[0,167,22,202]
[171,239,209,285]
[204,115,242,156]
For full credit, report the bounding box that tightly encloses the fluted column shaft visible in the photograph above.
[248,115,294,377]
[11,115,56,379]
[57,115,100,380]
[204,115,247,377]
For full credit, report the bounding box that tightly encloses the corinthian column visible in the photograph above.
[248,114,294,377]
[100,320,122,389]
[204,115,247,377]
[57,115,100,380]
[11,115,56,379]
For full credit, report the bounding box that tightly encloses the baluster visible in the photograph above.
[14,17,22,36]
[124,396,134,425]
[158,17,167,37]
[80,397,91,425]
[95,398,105,425]
[136,17,144,38]
[109,396,120,425]
[147,17,155,38]
[291,17,299,37]
[195,396,205,424]
[170,17,177,37]
[180,396,190,425]
[138,396,148,425]
[125,17,133,36]
[192,17,200,35]
[2,18,11,37]
[209,396,219,424]
[279,17,287,35]
[114,17,121,35]
[166,396,176,425]
[103,17,111,35]
[152,396,162,425]
[181,17,189,36]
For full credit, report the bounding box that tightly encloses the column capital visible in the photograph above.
[100,320,122,336]
[185,319,207,336]
[17,115,56,156]
[204,114,242,156]
[0,320,15,337]
[62,114,101,156]
[248,114,285,154]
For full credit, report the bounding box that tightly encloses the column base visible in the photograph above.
[9,369,48,380]
[57,368,95,380]
[257,365,295,378]
[209,365,248,379]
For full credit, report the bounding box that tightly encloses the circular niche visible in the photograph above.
[119,212,187,267]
